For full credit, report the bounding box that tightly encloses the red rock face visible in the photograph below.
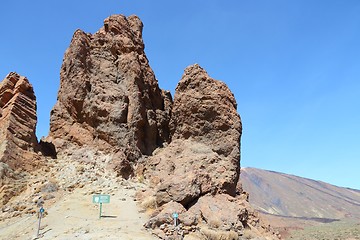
[140,65,279,239]
[170,64,242,193]
[0,15,277,239]
[0,72,39,171]
[142,64,242,206]
[171,64,242,154]
[48,15,171,159]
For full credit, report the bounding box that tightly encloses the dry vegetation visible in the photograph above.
[200,227,239,240]
[287,220,360,240]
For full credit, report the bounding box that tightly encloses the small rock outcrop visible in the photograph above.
[48,15,171,167]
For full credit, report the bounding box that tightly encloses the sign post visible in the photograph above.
[172,212,179,227]
[37,207,45,237]
[92,194,110,219]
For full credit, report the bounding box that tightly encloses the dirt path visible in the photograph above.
[0,183,157,240]
[0,149,161,240]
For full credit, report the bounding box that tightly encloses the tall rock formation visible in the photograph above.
[47,14,278,239]
[170,64,242,195]
[0,72,39,171]
[141,64,242,207]
[170,64,241,158]
[48,15,171,163]
[139,65,278,239]
[0,72,40,205]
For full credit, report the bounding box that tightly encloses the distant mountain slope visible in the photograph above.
[241,167,360,220]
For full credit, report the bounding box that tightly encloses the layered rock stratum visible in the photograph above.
[0,72,41,205]
[0,72,39,170]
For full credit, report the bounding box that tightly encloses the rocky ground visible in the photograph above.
[0,150,157,240]
[0,148,278,240]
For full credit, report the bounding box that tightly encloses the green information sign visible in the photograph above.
[92,194,110,204]
[93,194,111,219]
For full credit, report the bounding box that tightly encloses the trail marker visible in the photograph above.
[92,194,110,219]
[36,207,44,238]
[172,212,179,227]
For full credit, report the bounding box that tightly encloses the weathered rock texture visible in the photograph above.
[171,64,241,195]
[48,15,171,166]
[140,64,242,206]
[0,72,41,205]
[0,72,39,171]
[170,64,241,158]
[139,65,278,239]
[47,14,278,239]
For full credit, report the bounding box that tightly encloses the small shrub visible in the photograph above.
[208,218,222,229]
[201,227,238,240]
[242,228,256,239]
[137,175,145,183]
[141,196,158,210]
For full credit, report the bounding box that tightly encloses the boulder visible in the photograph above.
[145,201,186,229]
[187,194,247,231]
[110,151,133,179]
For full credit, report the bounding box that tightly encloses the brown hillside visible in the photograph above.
[241,167,360,220]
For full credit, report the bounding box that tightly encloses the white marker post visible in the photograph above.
[37,207,44,238]
[172,212,179,227]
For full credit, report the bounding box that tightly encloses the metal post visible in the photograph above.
[37,208,43,237]
[99,203,102,219]
[173,212,178,227]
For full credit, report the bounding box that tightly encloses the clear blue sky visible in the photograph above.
[1,1,359,189]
